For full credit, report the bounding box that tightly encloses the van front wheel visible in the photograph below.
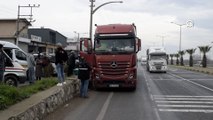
[4,75,18,87]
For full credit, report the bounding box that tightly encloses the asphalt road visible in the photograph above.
[45,65,213,120]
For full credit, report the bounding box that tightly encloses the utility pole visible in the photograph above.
[156,35,167,47]
[89,0,123,40]
[16,4,40,45]
[171,20,194,52]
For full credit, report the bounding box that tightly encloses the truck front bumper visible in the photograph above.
[149,66,167,72]
[94,80,136,89]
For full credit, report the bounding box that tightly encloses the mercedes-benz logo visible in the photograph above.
[111,61,117,68]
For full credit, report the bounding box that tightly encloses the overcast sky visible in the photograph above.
[1,0,213,58]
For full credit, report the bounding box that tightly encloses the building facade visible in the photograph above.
[28,28,67,54]
[0,19,68,55]
[0,19,31,52]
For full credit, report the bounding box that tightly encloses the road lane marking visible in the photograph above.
[154,95,213,113]
[142,67,161,120]
[168,72,213,92]
[153,95,213,98]
[152,79,213,81]
[159,109,213,113]
[156,100,213,104]
[154,98,213,101]
[96,92,113,120]
[158,104,213,108]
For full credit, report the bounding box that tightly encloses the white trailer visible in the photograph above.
[146,47,167,73]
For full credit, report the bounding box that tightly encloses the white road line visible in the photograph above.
[154,98,213,101]
[96,92,113,120]
[187,80,213,92]
[152,79,182,81]
[153,95,213,98]
[142,67,161,120]
[159,109,213,113]
[152,79,213,81]
[154,108,161,120]
[158,104,213,108]
[156,100,213,104]
[168,72,213,92]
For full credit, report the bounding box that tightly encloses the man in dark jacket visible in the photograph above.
[78,57,91,98]
[67,51,76,76]
[0,44,6,82]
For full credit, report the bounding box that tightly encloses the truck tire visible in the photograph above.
[4,75,18,87]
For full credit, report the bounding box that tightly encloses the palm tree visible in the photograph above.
[198,46,212,68]
[174,54,179,65]
[186,48,196,67]
[169,54,174,65]
[178,50,185,66]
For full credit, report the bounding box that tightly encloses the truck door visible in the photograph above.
[79,38,94,67]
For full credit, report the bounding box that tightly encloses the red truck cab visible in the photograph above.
[80,24,141,90]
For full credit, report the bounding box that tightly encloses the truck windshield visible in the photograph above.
[95,38,135,54]
[150,54,167,60]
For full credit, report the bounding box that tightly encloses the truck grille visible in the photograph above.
[98,61,130,76]
[153,62,164,65]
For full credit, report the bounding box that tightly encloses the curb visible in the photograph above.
[0,78,80,120]
[170,65,213,75]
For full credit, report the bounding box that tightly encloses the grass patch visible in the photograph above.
[0,77,57,110]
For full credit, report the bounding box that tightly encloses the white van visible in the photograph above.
[0,41,28,86]
[0,41,28,68]
[3,52,27,86]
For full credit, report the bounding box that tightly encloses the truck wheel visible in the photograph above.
[4,75,18,87]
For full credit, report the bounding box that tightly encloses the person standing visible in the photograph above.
[78,57,91,98]
[0,44,6,83]
[67,51,76,76]
[35,53,43,80]
[27,49,36,84]
[55,43,68,86]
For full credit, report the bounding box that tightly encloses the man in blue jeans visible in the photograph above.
[78,57,91,98]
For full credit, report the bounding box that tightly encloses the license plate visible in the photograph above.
[109,84,119,87]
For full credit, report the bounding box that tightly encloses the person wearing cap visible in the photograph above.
[78,56,91,98]
[0,44,6,82]
[55,43,68,86]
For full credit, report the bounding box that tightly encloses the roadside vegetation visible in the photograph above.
[0,78,57,110]
[170,45,212,68]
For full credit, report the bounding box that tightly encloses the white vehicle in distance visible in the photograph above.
[141,56,147,65]
[146,47,167,73]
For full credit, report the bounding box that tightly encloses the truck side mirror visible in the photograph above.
[136,38,141,53]
[80,38,92,54]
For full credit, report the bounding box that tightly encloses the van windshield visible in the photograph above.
[15,49,27,61]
